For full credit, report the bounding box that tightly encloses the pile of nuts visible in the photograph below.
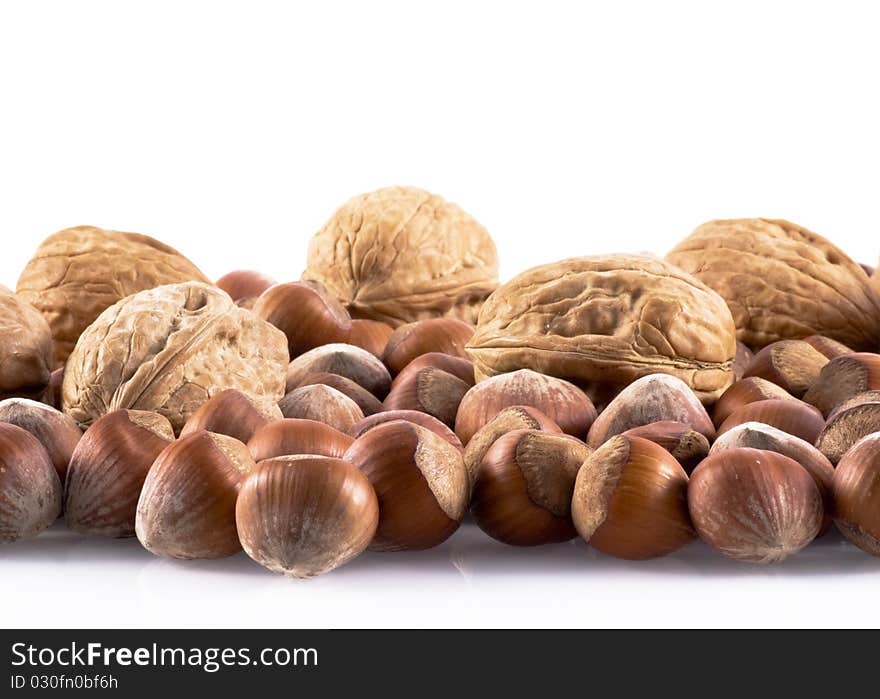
[3,186,880,577]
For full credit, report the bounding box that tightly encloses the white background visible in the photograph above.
[1,1,879,629]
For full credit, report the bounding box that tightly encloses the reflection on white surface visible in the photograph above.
[2,521,878,628]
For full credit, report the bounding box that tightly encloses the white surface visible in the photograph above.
[1,1,880,629]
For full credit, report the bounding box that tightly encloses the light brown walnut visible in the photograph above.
[0,286,53,399]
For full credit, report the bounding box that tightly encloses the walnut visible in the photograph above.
[466,255,736,403]
[667,218,880,350]
[17,226,209,366]
[302,186,498,327]
[0,286,53,399]
[62,282,288,433]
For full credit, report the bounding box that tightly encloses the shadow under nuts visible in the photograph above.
[344,420,468,551]
[236,455,379,578]
[833,433,880,556]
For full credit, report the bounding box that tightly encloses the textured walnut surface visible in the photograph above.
[466,255,736,402]
[302,186,499,326]
[62,282,288,433]
[17,226,209,366]
[667,218,880,350]
[0,286,53,398]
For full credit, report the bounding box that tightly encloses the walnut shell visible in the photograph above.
[62,282,288,433]
[466,255,736,403]
[667,219,880,350]
[0,286,53,399]
[302,186,499,326]
[17,226,209,366]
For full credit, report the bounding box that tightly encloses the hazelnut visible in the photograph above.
[471,429,591,546]
[236,455,378,578]
[350,410,463,451]
[347,319,394,357]
[832,433,880,556]
[0,398,82,483]
[64,410,174,537]
[712,377,797,428]
[742,340,829,397]
[391,352,475,387]
[293,372,383,416]
[814,398,880,465]
[136,431,255,559]
[620,421,710,474]
[571,435,694,560]
[688,448,823,563]
[253,281,352,357]
[463,406,563,487]
[803,352,880,416]
[42,367,64,411]
[180,389,283,444]
[248,418,354,462]
[216,270,277,306]
[454,369,596,445]
[732,341,754,381]
[344,420,468,551]
[717,398,824,445]
[0,423,61,543]
[382,366,470,427]
[382,318,475,374]
[285,343,392,398]
[801,334,853,360]
[586,374,714,448]
[279,384,365,434]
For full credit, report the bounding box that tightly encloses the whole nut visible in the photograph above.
[248,418,354,462]
[688,448,823,563]
[667,218,880,350]
[347,319,394,357]
[466,255,736,402]
[391,352,475,387]
[382,318,475,374]
[16,226,209,366]
[0,398,81,483]
[717,398,824,445]
[293,373,383,416]
[63,410,174,537]
[832,433,880,556]
[0,286,52,399]
[285,343,392,398]
[236,455,378,578]
[712,377,797,428]
[136,431,255,559]
[344,420,468,551]
[733,341,754,381]
[742,339,829,398]
[382,367,470,427]
[621,421,710,474]
[471,429,591,546]
[0,423,62,543]
[586,374,715,449]
[571,435,694,560]
[42,367,65,411]
[350,410,462,451]
[803,352,880,416]
[216,270,276,306]
[279,384,365,433]
[814,399,880,465]
[454,369,596,445]
[253,281,352,357]
[62,282,289,433]
[303,186,499,326]
[180,389,283,444]
[801,334,853,359]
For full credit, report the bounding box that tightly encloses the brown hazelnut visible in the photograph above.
[216,270,277,305]
[63,410,174,537]
[180,389,282,444]
[253,281,352,357]
[344,420,468,551]
[815,398,880,465]
[717,398,824,444]
[293,372,383,416]
[347,319,394,357]
[571,435,694,560]
[279,384,365,433]
[688,448,823,563]
[803,352,880,416]
[712,377,797,428]
[586,374,714,448]
[350,410,463,451]
[136,431,255,559]
[471,429,591,546]
[0,423,61,542]
[382,367,469,427]
[382,318,475,374]
[801,334,853,360]
[248,418,354,461]
[285,343,392,398]
[742,339,829,398]
[832,433,880,556]
[391,352,475,387]
[733,341,754,381]
[236,455,378,578]
[620,421,710,474]
[42,367,65,410]
[454,369,596,445]
[0,397,82,483]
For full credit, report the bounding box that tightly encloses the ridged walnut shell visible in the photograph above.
[0,286,53,399]
[467,255,736,402]
[16,226,209,366]
[667,219,880,350]
[62,282,288,433]
[302,186,499,326]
